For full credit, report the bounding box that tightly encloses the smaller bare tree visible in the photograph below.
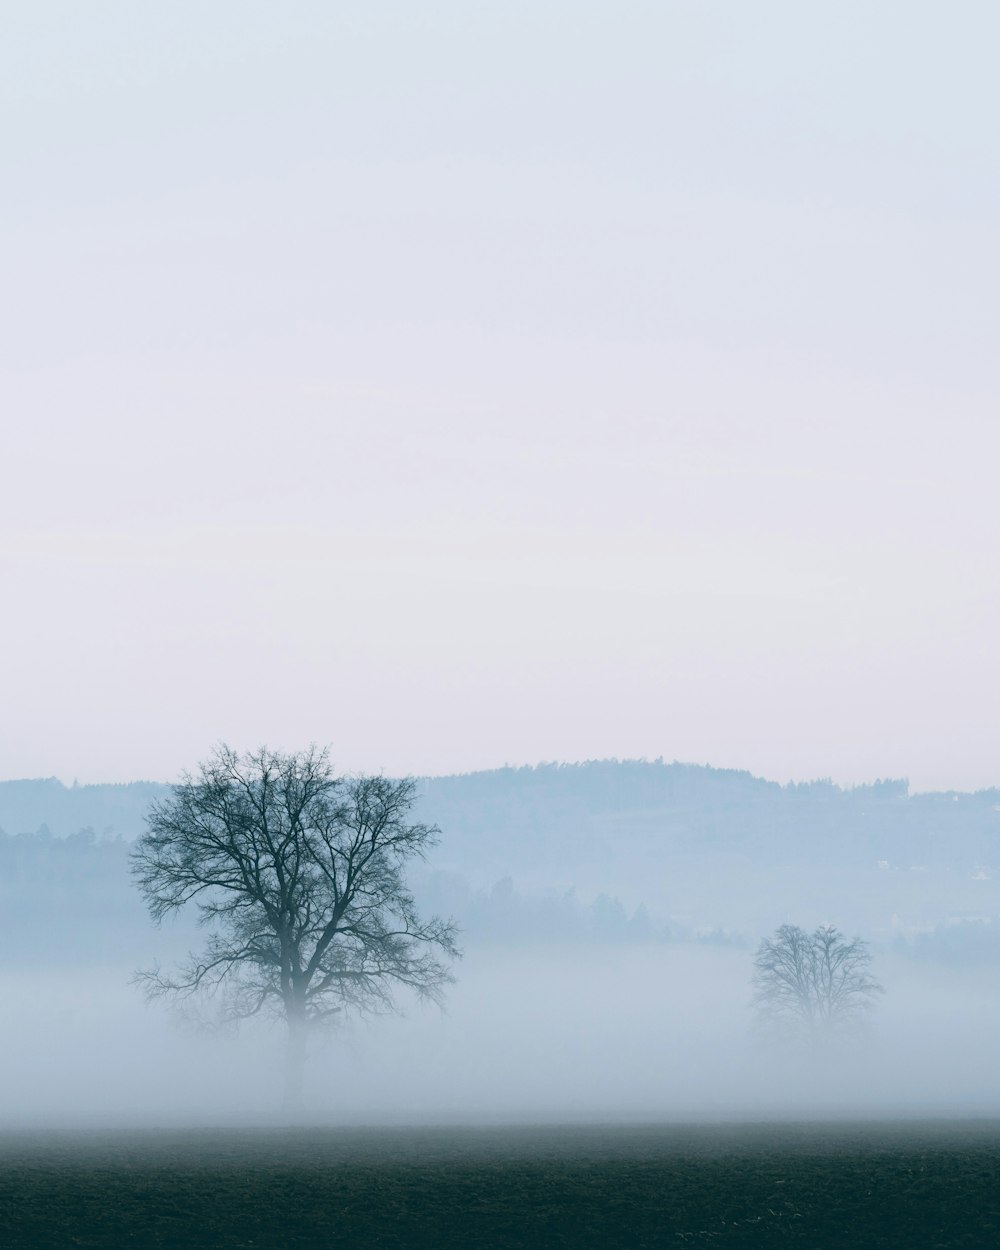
[752,924,883,1047]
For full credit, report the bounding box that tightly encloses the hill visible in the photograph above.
[1,761,998,958]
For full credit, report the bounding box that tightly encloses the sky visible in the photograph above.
[2,1,999,791]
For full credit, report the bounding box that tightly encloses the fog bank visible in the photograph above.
[3,945,998,1128]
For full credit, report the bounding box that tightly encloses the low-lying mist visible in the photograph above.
[4,943,999,1128]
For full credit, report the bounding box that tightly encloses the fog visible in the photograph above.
[3,941,998,1129]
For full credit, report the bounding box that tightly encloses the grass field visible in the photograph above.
[0,1121,997,1248]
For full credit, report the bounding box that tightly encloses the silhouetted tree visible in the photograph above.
[132,745,459,1111]
[752,924,883,1046]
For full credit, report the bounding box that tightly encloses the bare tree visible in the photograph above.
[131,745,459,1111]
[752,924,883,1047]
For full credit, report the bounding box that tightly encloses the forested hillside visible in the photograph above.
[1,761,998,961]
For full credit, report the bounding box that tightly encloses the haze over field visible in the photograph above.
[5,947,1000,1128]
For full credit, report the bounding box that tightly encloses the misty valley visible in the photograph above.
[2,759,1000,1123]
[9,0,1000,1241]
[2,756,999,1247]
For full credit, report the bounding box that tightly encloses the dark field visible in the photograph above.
[1,1121,998,1249]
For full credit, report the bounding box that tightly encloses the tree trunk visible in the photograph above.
[283,1012,308,1117]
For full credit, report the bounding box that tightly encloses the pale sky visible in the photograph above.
[3,2,999,791]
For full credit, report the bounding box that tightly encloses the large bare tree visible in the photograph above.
[752,923,883,1047]
[131,745,459,1111]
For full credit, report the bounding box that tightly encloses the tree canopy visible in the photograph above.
[132,745,459,1106]
[752,923,883,1047]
